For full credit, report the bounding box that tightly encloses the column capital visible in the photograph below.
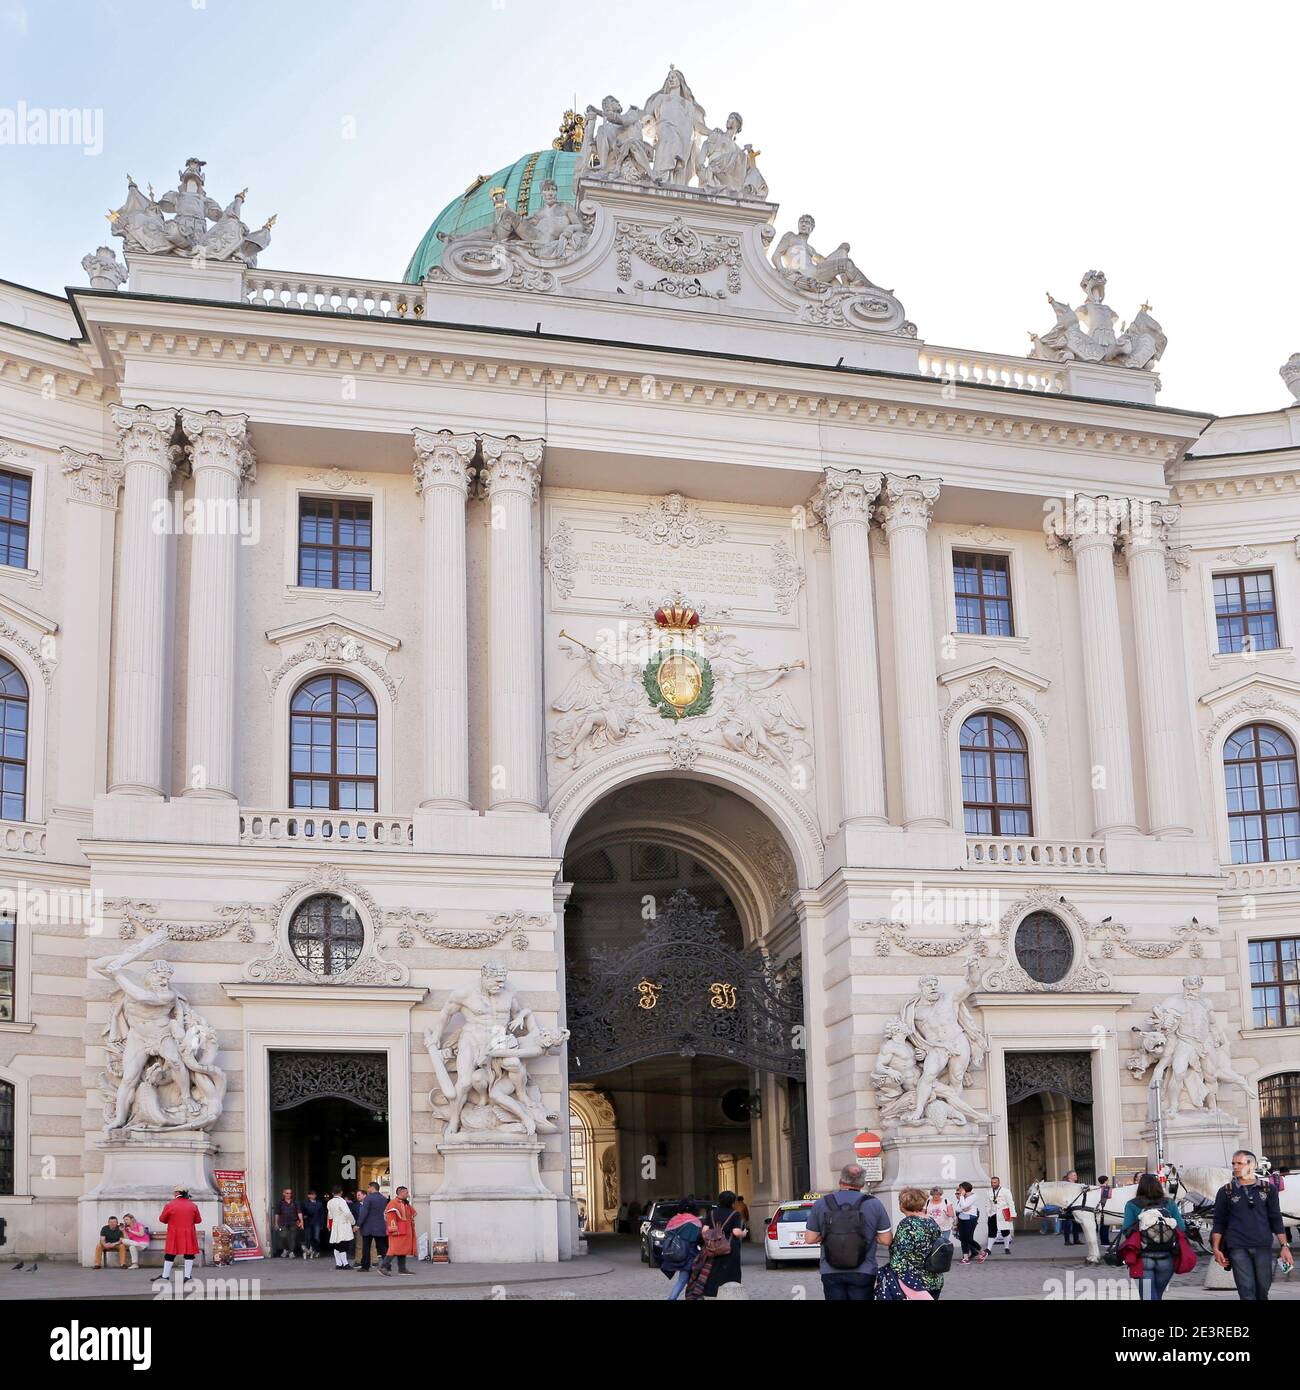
[179,409,256,485]
[1058,493,1121,552]
[480,434,544,500]
[1119,500,1182,556]
[110,404,182,473]
[61,446,124,510]
[809,467,883,529]
[412,428,477,497]
[878,474,941,534]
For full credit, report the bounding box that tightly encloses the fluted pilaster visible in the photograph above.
[178,409,254,800]
[811,468,888,825]
[413,427,477,809]
[108,405,182,797]
[481,434,545,812]
[1062,496,1138,834]
[1122,504,1194,836]
[878,474,947,828]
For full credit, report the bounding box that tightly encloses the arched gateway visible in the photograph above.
[558,774,812,1226]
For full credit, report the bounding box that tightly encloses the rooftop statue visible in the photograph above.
[1281,352,1300,403]
[642,66,708,186]
[771,213,879,292]
[1028,270,1167,371]
[81,245,127,291]
[436,181,590,286]
[109,158,275,266]
[582,95,655,181]
[699,112,769,200]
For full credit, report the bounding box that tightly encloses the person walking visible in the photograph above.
[121,1213,150,1270]
[356,1181,389,1271]
[1096,1176,1113,1248]
[659,1195,703,1300]
[380,1185,417,1276]
[273,1187,303,1259]
[94,1215,127,1269]
[326,1185,358,1270]
[802,1163,892,1301]
[955,1182,984,1263]
[925,1187,956,1245]
[689,1190,748,1299]
[1212,1150,1294,1300]
[1119,1172,1189,1301]
[876,1188,948,1300]
[153,1187,202,1285]
[987,1177,1016,1253]
[300,1190,325,1259]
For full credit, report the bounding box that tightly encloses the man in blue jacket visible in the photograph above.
[1211,1150,1293,1299]
[356,1182,389,1271]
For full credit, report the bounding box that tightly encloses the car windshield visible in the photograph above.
[778,1206,812,1222]
[649,1203,689,1226]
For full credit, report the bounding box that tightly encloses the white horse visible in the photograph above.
[1023,1180,1139,1265]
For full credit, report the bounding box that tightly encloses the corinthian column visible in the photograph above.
[413,428,477,810]
[480,434,545,812]
[108,405,181,797]
[1121,503,1194,836]
[1063,496,1138,834]
[878,475,947,828]
[178,410,254,799]
[811,469,887,825]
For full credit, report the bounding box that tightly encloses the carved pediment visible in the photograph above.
[938,658,1050,735]
[263,613,403,700]
[1198,674,1300,749]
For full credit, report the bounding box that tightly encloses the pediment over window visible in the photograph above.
[938,657,1050,735]
[0,593,58,688]
[1198,673,1300,750]
[263,613,403,701]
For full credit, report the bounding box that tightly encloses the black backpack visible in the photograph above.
[821,1193,871,1270]
[660,1227,694,1272]
[924,1226,954,1275]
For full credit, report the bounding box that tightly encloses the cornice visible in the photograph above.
[85,322,1191,463]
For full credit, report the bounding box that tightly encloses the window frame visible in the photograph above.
[959,710,1034,837]
[0,450,45,585]
[296,494,374,593]
[939,532,1029,650]
[0,468,32,572]
[1223,722,1300,865]
[1213,568,1281,656]
[1247,935,1300,1031]
[282,477,384,605]
[952,549,1016,638]
[288,673,379,813]
[1259,1072,1300,1172]
[0,657,28,823]
[286,893,366,978]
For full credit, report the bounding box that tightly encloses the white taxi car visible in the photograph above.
[763,1197,820,1268]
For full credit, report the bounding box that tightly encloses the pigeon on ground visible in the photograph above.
[25,1263,36,1273]
[10,1261,23,1271]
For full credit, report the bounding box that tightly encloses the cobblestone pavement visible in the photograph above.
[6,1234,1297,1301]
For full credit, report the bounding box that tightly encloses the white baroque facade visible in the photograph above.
[1,76,1298,1261]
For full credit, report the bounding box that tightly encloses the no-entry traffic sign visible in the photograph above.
[854,1131,882,1160]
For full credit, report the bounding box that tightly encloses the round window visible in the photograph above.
[288,894,364,976]
[1014,911,1074,985]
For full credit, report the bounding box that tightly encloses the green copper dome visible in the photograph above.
[403,149,581,283]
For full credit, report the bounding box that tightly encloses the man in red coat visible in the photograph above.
[154,1186,202,1284]
[379,1186,417,1277]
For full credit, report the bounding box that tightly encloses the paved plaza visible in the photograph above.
[4,1233,1297,1301]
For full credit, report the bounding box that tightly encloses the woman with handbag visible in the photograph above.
[685,1191,747,1299]
[1116,1172,1190,1301]
[876,1188,948,1300]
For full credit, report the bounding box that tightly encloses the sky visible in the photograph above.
[0,0,1296,417]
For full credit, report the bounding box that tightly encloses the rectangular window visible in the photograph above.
[0,469,31,570]
[953,551,1014,637]
[0,1077,12,1195]
[298,496,372,591]
[1214,571,1280,654]
[1249,937,1300,1029]
[0,913,13,1022]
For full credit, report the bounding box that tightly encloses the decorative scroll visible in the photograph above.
[269,1051,389,1113]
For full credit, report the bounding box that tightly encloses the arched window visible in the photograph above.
[0,1077,13,1196]
[287,894,364,977]
[960,712,1032,835]
[289,675,377,811]
[0,657,28,822]
[1260,1073,1300,1172]
[1224,724,1300,864]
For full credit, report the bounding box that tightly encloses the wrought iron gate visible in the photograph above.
[269,1051,389,1114]
[566,889,805,1079]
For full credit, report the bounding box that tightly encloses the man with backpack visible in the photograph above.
[1212,1150,1294,1300]
[659,1196,703,1301]
[803,1163,892,1301]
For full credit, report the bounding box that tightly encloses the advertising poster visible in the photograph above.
[213,1169,264,1261]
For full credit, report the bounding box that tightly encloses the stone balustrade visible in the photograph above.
[239,809,414,848]
[965,836,1107,870]
[244,271,426,320]
[917,346,1065,394]
[1,820,47,855]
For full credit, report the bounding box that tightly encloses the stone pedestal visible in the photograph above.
[872,1125,991,1225]
[78,1132,219,1267]
[430,1136,561,1263]
[1145,1111,1244,1169]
